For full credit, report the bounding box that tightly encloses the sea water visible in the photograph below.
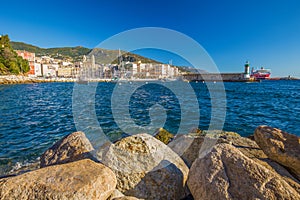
[0,80,299,175]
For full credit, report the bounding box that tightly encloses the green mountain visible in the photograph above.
[89,48,161,64]
[10,41,196,73]
[11,41,91,62]
[10,41,161,64]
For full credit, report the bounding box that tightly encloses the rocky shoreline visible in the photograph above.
[0,75,76,84]
[0,126,299,199]
[2,75,300,85]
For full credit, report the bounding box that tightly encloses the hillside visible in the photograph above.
[10,41,199,73]
[11,42,91,62]
[89,48,161,64]
[10,41,161,64]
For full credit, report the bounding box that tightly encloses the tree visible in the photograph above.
[0,34,30,75]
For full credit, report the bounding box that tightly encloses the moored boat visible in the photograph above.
[251,67,271,79]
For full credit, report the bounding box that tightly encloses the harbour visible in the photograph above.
[1,0,300,198]
[183,61,273,82]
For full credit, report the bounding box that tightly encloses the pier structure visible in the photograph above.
[183,73,248,82]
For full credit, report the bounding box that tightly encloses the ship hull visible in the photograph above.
[252,73,271,79]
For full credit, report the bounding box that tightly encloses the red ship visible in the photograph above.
[251,67,271,79]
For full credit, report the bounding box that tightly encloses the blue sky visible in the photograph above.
[1,0,300,77]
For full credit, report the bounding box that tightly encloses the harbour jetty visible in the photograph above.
[0,126,299,199]
[183,61,260,82]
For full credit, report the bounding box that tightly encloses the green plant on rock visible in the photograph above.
[154,128,174,144]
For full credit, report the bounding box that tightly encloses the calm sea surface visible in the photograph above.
[0,80,299,175]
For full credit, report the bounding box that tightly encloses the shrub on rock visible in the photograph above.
[153,127,174,144]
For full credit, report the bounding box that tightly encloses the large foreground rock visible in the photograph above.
[40,131,94,167]
[187,143,300,200]
[97,133,189,200]
[108,189,125,199]
[168,130,240,167]
[0,159,117,200]
[113,197,142,200]
[254,125,300,179]
[170,129,300,193]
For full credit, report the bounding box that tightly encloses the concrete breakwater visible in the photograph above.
[182,73,260,82]
[0,126,299,199]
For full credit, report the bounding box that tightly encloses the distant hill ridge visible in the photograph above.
[10,41,161,64]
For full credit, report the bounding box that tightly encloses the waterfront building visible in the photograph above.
[34,63,42,76]
[130,62,180,79]
[58,67,73,77]
[41,64,56,77]
[15,50,35,75]
[78,55,106,80]
[132,63,138,76]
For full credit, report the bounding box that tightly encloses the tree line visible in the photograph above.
[0,35,30,75]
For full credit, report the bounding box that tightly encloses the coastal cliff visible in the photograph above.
[0,126,299,199]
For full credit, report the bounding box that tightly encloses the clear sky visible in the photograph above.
[1,0,300,77]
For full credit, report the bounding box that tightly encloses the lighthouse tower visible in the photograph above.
[244,61,250,79]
